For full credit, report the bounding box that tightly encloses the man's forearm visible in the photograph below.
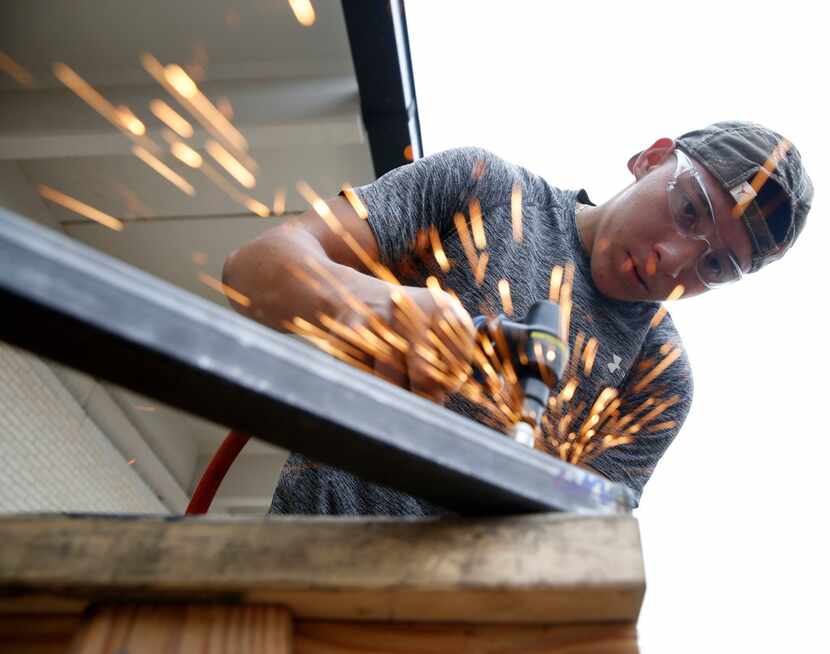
[222,223,393,332]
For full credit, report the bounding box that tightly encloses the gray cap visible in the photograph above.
[675,120,813,273]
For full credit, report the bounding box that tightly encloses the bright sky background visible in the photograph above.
[406,2,828,651]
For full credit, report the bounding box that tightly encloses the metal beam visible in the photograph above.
[342,0,423,176]
[0,208,635,515]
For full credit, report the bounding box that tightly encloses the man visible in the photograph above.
[223,121,813,516]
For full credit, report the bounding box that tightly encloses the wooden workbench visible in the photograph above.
[0,513,644,653]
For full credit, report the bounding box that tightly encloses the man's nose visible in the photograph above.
[653,238,706,279]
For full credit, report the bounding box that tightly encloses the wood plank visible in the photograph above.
[0,614,82,654]
[0,514,644,624]
[294,621,638,653]
[68,605,291,654]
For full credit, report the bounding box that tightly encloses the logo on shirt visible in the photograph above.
[607,354,622,374]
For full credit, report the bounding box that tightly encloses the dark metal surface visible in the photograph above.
[0,208,636,515]
[341,0,422,177]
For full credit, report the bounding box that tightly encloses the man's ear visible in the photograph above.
[627,137,676,179]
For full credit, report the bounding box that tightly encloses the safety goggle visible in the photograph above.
[667,150,743,288]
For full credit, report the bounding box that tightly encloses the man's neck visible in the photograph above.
[575,202,599,258]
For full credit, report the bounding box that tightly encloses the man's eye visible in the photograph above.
[676,197,699,231]
[703,253,724,278]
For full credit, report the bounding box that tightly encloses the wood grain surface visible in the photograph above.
[0,513,644,623]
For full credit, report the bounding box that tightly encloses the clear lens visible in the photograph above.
[696,249,742,287]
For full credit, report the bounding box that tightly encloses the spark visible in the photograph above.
[469,199,486,250]
[170,141,203,168]
[291,317,367,362]
[560,262,575,337]
[511,182,523,241]
[453,212,480,272]
[645,252,657,276]
[199,162,269,216]
[149,99,194,138]
[289,0,316,27]
[341,184,368,219]
[216,96,234,120]
[191,252,208,266]
[474,252,490,287]
[403,144,414,161]
[198,272,250,307]
[272,188,287,216]
[548,265,563,302]
[633,346,682,393]
[582,337,599,376]
[132,146,195,196]
[732,138,792,220]
[428,225,451,273]
[647,420,677,433]
[297,180,398,284]
[38,185,124,231]
[134,405,157,412]
[54,63,157,151]
[649,284,685,328]
[206,140,256,188]
[0,51,34,86]
[559,378,578,403]
[498,279,513,316]
[115,106,146,136]
[127,459,136,465]
[142,54,251,163]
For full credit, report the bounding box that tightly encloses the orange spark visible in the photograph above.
[199,272,250,307]
[191,251,208,266]
[199,161,269,216]
[127,459,136,465]
[511,182,523,241]
[143,54,251,164]
[149,99,194,138]
[474,251,490,287]
[549,265,563,302]
[273,188,287,216]
[582,337,599,376]
[170,141,203,168]
[38,185,124,231]
[216,96,234,120]
[732,138,792,220]
[559,262,575,338]
[649,284,685,328]
[0,51,34,86]
[469,199,486,250]
[403,144,414,161]
[341,184,368,219]
[54,63,157,150]
[647,420,677,433]
[289,0,316,26]
[428,225,451,273]
[134,405,157,412]
[646,252,658,276]
[115,106,146,136]
[453,212,480,272]
[633,348,682,393]
[560,378,578,403]
[498,279,513,316]
[206,140,255,188]
[132,146,195,196]
[297,180,398,284]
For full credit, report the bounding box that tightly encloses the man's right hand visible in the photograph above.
[368,285,476,404]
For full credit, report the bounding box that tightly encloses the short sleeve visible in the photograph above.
[588,312,694,505]
[350,147,518,266]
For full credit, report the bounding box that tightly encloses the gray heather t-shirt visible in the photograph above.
[270,147,693,515]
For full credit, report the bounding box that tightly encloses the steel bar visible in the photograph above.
[0,208,636,514]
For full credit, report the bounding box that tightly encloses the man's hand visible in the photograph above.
[366,285,476,404]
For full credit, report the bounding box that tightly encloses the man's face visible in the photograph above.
[589,148,754,302]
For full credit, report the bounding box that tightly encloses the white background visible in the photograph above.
[406,2,828,651]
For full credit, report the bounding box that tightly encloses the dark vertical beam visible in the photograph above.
[341,0,423,177]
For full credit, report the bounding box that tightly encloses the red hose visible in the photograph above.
[186,429,250,514]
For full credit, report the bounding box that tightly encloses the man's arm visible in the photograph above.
[222,196,474,401]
